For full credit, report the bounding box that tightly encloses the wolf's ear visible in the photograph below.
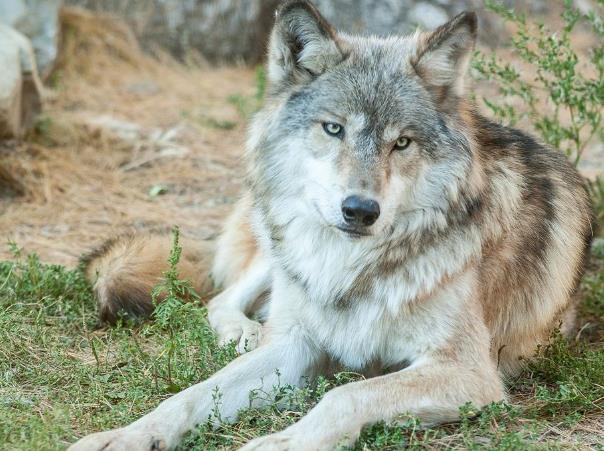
[411,11,477,104]
[268,0,344,89]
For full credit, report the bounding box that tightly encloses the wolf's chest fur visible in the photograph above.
[261,214,475,370]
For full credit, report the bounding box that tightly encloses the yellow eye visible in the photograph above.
[394,136,411,150]
[322,122,344,138]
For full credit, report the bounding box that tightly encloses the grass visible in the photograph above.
[0,235,237,450]
[0,227,603,450]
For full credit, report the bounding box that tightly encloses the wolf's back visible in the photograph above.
[81,233,214,324]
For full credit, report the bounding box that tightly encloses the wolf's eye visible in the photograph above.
[394,137,411,151]
[322,122,344,138]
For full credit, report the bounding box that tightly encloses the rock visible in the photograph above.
[493,0,550,14]
[66,0,555,64]
[67,0,281,64]
[408,2,449,30]
[308,0,504,46]
[0,0,62,77]
[0,25,43,139]
[313,0,414,36]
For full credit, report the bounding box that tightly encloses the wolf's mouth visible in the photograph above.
[310,201,371,238]
[335,226,371,238]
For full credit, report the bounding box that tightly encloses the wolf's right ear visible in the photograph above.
[268,0,344,89]
[411,12,477,105]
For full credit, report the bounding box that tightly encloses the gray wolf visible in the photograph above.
[71,1,593,449]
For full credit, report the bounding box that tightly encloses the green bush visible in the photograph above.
[473,0,604,166]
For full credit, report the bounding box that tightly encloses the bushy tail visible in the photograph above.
[81,233,214,324]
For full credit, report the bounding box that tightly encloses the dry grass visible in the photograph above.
[0,7,256,265]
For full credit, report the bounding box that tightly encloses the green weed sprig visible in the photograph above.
[473,0,604,166]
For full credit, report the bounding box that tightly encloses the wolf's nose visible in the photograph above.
[341,195,380,227]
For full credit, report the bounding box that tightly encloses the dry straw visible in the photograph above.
[0,7,254,266]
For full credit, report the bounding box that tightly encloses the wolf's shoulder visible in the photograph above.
[472,114,581,183]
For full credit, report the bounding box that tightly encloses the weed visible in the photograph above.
[202,117,238,130]
[184,111,238,131]
[144,228,237,392]
[0,236,236,449]
[472,0,604,166]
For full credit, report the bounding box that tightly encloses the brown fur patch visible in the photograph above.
[82,233,214,324]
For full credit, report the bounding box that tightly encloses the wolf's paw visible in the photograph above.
[217,317,263,354]
[68,428,166,451]
[238,433,296,451]
[238,424,356,451]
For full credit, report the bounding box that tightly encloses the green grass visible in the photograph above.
[0,235,237,450]
[1,228,603,450]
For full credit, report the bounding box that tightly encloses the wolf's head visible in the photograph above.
[250,0,479,240]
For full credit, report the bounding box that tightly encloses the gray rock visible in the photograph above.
[313,0,415,36]
[0,25,43,139]
[493,0,551,14]
[306,0,486,38]
[309,0,504,46]
[0,0,62,77]
[408,2,449,30]
[66,0,280,64]
[65,0,553,63]
[0,0,28,25]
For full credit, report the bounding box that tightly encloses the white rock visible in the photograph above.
[0,0,62,76]
[0,25,43,139]
[0,0,27,25]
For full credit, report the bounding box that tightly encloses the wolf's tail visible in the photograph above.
[81,233,215,324]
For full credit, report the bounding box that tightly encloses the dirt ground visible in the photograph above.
[0,9,256,266]
[0,7,602,267]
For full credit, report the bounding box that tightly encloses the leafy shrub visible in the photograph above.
[472,0,604,166]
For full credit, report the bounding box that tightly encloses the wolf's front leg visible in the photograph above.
[241,352,504,451]
[208,256,271,353]
[69,327,321,451]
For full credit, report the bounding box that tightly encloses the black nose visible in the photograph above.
[341,195,380,227]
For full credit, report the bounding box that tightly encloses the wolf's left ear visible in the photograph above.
[411,11,477,103]
[267,0,345,89]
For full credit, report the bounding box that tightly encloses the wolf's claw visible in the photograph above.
[217,317,263,353]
